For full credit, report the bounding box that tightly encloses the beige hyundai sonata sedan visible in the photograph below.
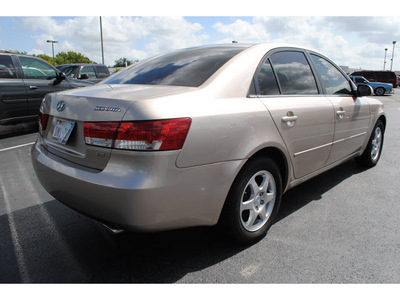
[32,43,386,244]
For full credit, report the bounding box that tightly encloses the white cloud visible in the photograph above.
[214,16,398,70]
[214,19,269,43]
[21,16,208,66]
[17,16,400,70]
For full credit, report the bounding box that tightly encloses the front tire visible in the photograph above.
[221,156,282,245]
[355,120,384,168]
[374,87,385,96]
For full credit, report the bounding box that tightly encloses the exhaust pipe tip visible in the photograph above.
[102,223,125,234]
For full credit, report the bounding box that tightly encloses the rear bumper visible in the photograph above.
[31,135,243,232]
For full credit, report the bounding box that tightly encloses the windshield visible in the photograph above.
[56,65,80,78]
[104,45,249,87]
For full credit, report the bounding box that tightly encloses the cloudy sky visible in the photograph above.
[1,1,400,70]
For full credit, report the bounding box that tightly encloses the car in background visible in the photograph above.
[0,51,94,125]
[350,70,398,88]
[32,44,386,244]
[56,64,110,83]
[350,75,393,96]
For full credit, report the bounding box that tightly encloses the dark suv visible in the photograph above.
[56,64,110,83]
[0,51,94,125]
[350,70,398,88]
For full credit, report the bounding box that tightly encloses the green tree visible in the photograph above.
[36,54,53,64]
[6,49,28,55]
[113,57,137,67]
[54,51,96,66]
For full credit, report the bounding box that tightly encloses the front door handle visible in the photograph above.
[29,86,38,90]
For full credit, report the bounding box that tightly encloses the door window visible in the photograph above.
[270,51,318,95]
[19,57,57,80]
[95,66,110,78]
[80,66,96,79]
[0,55,17,79]
[310,54,352,95]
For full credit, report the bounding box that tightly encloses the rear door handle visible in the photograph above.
[281,116,298,122]
[336,109,345,119]
[281,113,298,127]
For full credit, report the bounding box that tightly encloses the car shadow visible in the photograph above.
[0,121,38,139]
[275,160,364,223]
[0,160,365,283]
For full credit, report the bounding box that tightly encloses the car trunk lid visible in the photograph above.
[40,84,193,170]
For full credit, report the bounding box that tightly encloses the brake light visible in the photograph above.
[84,122,119,148]
[84,118,191,151]
[38,108,49,132]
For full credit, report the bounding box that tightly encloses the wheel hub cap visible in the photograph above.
[240,170,276,232]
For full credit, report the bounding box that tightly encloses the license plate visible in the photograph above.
[52,119,75,144]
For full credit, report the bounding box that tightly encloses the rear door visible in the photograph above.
[18,56,71,116]
[309,53,371,164]
[0,54,28,122]
[256,50,335,179]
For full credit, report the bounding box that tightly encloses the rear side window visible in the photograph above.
[104,46,248,87]
[310,54,352,95]
[0,55,17,79]
[379,72,395,79]
[270,51,318,95]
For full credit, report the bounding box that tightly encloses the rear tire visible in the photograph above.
[355,120,384,168]
[221,156,282,245]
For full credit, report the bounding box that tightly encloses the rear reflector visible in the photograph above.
[84,118,191,151]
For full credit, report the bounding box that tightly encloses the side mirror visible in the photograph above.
[53,72,66,85]
[79,73,89,80]
[357,84,373,97]
[56,72,66,81]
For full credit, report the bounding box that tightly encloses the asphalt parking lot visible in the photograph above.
[1,92,400,284]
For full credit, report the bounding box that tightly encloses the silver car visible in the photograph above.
[31,44,386,244]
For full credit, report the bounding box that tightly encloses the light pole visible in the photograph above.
[100,17,105,65]
[47,40,58,66]
[390,41,396,71]
[383,48,388,70]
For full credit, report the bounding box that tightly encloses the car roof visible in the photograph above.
[57,63,106,67]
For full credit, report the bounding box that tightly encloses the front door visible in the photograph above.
[308,53,371,165]
[18,56,70,117]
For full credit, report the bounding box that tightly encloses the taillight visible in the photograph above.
[84,118,191,151]
[38,107,49,132]
[84,122,119,148]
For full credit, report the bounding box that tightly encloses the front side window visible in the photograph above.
[0,55,17,79]
[104,45,249,87]
[81,66,96,79]
[310,54,352,96]
[19,57,57,80]
[270,51,318,95]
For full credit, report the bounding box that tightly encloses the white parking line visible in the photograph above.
[0,142,35,152]
[0,177,31,282]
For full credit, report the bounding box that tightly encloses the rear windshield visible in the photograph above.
[104,45,249,87]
